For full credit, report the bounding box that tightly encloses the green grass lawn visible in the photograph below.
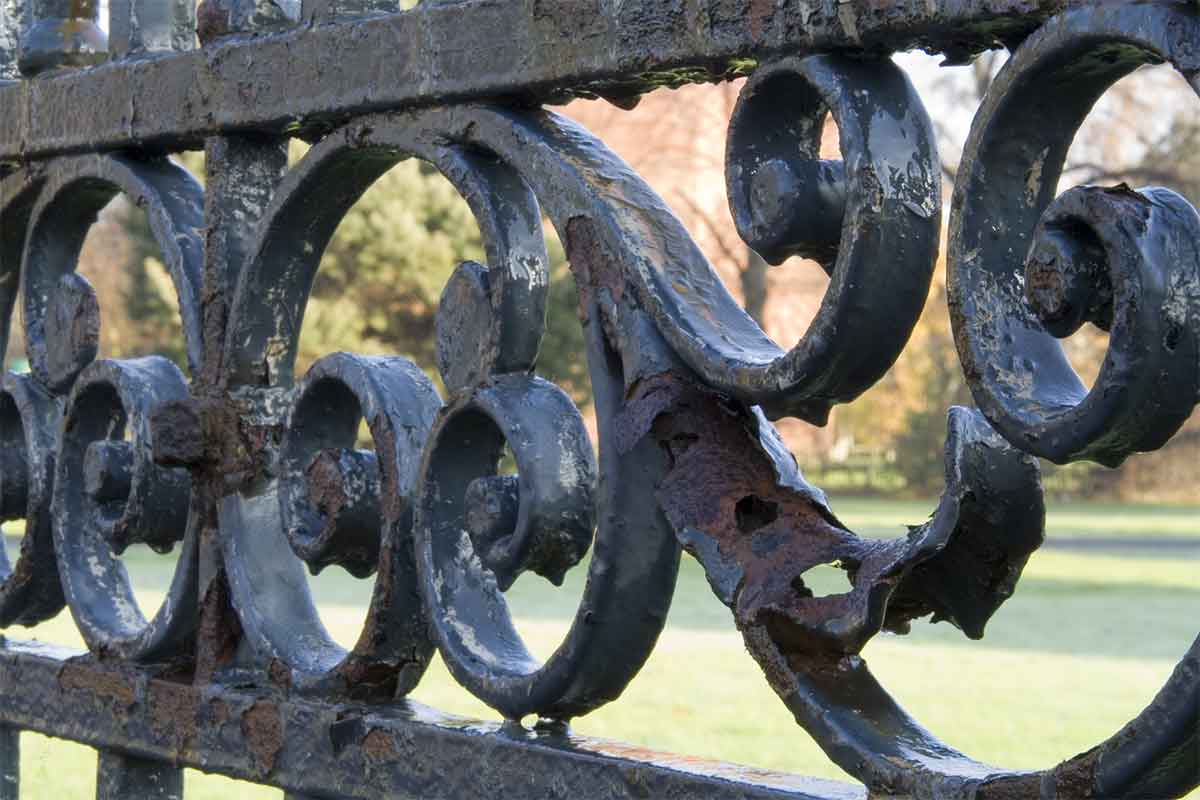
[5,498,1198,798]
[831,496,1200,542]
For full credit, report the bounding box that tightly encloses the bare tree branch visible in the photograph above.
[674,193,745,270]
[1064,162,1195,188]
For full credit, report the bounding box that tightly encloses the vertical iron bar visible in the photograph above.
[95,751,183,800]
[17,0,106,75]
[0,725,17,800]
[191,0,293,689]
[301,0,396,24]
[0,0,30,80]
[108,0,195,58]
[193,136,288,682]
[196,0,298,43]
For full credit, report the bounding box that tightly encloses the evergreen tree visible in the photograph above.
[114,155,592,408]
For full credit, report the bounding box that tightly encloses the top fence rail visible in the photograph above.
[0,0,1068,163]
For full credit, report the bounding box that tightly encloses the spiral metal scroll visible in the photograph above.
[20,154,205,392]
[219,111,682,716]
[53,357,200,659]
[0,154,205,657]
[724,55,942,422]
[949,2,1200,469]
[231,350,442,694]
[0,2,1195,798]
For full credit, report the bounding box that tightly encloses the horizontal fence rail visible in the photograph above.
[0,641,866,800]
[0,0,1063,162]
[0,0,1198,798]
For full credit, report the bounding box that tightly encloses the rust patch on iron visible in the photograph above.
[336,656,400,701]
[196,562,243,684]
[306,449,353,519]
[196,0,232,43]
[267,658,292,691]
[975,773,1043,800]
[149,681,200,753]
[976,748,1100,800]
[241,700,284,777]
[370,421,403,523]
[58,661,137,709]
[150,395,277,493]
[566,216,626,313]
[630,373,918,656]
[1047,748,1102,800]
[362,728,398,762]
[150,399,208,469]
[207,697,231,726]
[612,372,689,456]
[747,0,774,39]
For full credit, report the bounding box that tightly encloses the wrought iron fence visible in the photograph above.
[0,0,1197,797]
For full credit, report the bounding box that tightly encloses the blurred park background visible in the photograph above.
[2,44,1197,797]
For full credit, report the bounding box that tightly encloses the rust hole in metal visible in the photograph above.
[735,495,779,534]
[791,563,854,600]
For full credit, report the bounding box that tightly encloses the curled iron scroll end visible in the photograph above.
[52,356,199,660]
[419,374,597,596]
[886,406,1045,640]
[712,53,942,423]
[0,372,65,628]
[948,3,1200,470]
[955,181,1200,468]
[646,380,1047,794]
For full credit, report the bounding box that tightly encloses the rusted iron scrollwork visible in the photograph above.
[0,0,1197,798]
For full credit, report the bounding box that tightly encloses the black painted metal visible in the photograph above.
[0,640,867,800]
[0,725,15,800]
[949,1,1200,469]
[0,372,62,627]
[53,357,199,660]
[95,750,183,800]
[0,1,1196,798]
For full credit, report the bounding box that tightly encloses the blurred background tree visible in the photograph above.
[103,152,590,408]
